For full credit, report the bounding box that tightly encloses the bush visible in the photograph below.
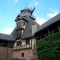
[36,32,60,60]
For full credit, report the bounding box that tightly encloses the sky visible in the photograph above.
[0,0,60,34]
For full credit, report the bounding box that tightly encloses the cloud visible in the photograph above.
[47,8,59,18]
[15,0,18,3]
[2,28,13,35]
[36,17,46,25]
[34,2,38,6]
[47,11,58,18]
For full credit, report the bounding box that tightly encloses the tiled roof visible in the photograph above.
[35,13,60,33]
[11,15,40,39]
[21,16,40,39]
[0,33,14,41]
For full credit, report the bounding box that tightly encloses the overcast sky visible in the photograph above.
[0,0,60,34]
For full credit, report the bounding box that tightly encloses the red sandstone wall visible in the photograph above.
[8,48,13,60]
[0,47,13,60]
[13,49,33,60]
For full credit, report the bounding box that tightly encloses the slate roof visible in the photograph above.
[11,15,40,39]
[21,7,35,15]
[1,13,60,41]
[35,13,60,33]
[21,16,40,39]
[1,12,60,41]
[0,33,14,41]
[0,7,40,41]
[11,28,16,40]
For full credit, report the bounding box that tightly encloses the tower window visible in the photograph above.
[26,39,29,44]
[22,30,24,34]
[21,53,24,57]
[22,22,25,25]
[17,41,21,46]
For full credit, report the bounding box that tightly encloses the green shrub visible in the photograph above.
[36,32,60,60]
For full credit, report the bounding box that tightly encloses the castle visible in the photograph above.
[0,7,40,60]
[0,7,60,60]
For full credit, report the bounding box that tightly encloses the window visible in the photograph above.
[0,40,7,47]
[22,22,25,25]
[17,41,21,46]
[21,53,24,57]
[0,43,7,47]
[22,30,24,34]
[26,39,29,45]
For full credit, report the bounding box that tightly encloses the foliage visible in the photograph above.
[36,32,60,60]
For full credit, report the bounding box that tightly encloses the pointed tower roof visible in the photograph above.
[21,7,35,15]
[11,7,40,39]
[15,7,36,22]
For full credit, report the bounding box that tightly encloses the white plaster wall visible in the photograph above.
[22,40,26,48]
[32,38,36,49]
[32,24,37,34]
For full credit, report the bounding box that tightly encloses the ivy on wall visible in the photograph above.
[36,32,60,60]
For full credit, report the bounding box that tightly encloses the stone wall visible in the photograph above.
[0,47,13,60]
[13,49,33,60]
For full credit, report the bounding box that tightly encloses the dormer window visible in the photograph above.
[22,30,24,34]
[26,39,29,45]
[17,41,21,46]
[22,22,25,25]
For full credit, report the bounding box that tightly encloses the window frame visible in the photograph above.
[17,41,21,46]
[21,53,24,57]
[26,39,30,45]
